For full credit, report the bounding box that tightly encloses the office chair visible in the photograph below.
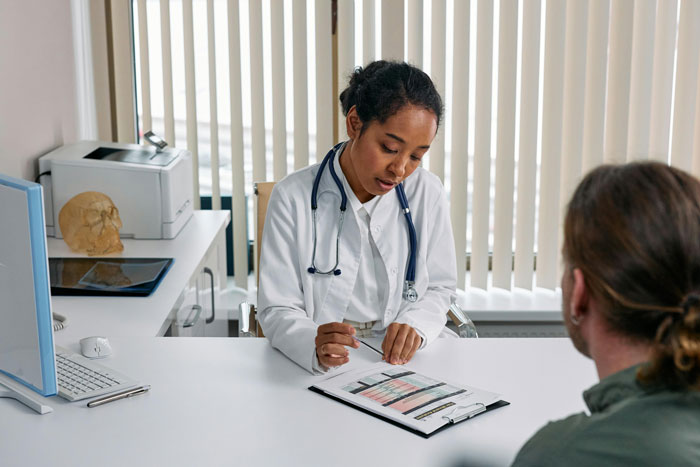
[238,181,275,338]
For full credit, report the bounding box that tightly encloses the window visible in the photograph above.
[126,0,698,294]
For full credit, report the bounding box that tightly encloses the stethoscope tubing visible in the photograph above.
[308,142,346,275]
[308,141,418,302]
[309,209,345,275]
[395,183,417,283]
[311,142,346,211]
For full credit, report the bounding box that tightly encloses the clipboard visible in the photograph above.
[309,385,509,438]
[308,363,510,438]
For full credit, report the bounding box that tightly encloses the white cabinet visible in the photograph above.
[170,252,226,336]
[170,282,203,337]
[168,213,229,337]
[49,211,232,346]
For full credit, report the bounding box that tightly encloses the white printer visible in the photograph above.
[39,140,193,239]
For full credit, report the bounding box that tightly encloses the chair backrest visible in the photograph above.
[252,181,276,338]
[254,181,276,286]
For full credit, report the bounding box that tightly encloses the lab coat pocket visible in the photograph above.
[310,272,336,321]
[414,253,430,298]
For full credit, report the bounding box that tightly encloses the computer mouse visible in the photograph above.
[79,336,113,359]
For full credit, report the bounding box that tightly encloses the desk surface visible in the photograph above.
[48,210,229,344]
[0,338,597,467]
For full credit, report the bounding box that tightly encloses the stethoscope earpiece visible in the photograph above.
[333,269,342,276]
[307,267,316,274]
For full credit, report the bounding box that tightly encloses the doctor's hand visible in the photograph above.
[382,323,422,365]
[315,322,360,368]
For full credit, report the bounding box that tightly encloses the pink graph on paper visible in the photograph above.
[358,379,420,405]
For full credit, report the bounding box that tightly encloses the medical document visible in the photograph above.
[310,362,504,437]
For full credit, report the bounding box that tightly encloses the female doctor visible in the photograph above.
[258,61,457,374]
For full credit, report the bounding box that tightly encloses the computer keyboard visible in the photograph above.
[55,346,139,402]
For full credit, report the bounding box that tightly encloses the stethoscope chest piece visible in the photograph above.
[403,281,418,302]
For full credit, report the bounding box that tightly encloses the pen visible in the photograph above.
[353,336,384,356]
[87,385,151,408]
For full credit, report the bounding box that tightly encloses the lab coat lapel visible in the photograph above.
[369,191,406,313]
[318,207,360,321]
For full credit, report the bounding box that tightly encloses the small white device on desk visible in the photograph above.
[38,137,193,239]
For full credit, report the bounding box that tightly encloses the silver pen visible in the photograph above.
[87,385,151,408]
[352,336,384,356]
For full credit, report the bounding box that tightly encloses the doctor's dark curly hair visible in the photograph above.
[339,60,443,133]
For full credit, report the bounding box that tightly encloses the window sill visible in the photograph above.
[233,275,563,323]
[456,286,562,322]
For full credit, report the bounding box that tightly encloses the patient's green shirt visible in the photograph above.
[511,364,700,467]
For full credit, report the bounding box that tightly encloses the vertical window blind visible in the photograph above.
[128,0,700,293]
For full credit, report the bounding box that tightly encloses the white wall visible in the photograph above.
[0,0,78,181]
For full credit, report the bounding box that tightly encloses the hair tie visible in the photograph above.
[681,293,700,316]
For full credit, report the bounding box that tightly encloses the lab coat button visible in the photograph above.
[390,267,398,275]
[373,225,381,234]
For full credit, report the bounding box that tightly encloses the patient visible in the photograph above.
[512,162,700,466]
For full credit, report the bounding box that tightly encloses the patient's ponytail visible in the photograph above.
[638,293,700,389]
[563,162,700,390]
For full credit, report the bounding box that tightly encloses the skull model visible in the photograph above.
[58,191,124,255]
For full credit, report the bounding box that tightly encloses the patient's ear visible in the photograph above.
[571,268,590,317]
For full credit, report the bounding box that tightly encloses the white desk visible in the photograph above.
[48,210,230,344]
[0,338,597,467]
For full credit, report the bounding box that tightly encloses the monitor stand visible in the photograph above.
[0,372,53,414]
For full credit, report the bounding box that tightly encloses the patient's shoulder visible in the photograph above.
[511,413,589,467]
[512,392,700,467]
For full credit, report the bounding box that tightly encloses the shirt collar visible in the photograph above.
[583,364,654,413]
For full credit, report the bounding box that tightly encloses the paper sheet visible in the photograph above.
[312,362,502,435]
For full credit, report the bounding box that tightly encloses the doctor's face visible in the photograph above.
[341,105,438,203]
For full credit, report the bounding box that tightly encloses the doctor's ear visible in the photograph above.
[345,106,364,139]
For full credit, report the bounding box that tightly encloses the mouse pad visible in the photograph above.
[49,257,173,297]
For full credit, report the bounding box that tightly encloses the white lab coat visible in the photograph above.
[258,149,457,373]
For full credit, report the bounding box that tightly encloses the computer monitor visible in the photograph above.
[0,174,57,414]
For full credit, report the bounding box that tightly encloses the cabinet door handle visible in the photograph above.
[183,304,202,328]
[203,267,216,324]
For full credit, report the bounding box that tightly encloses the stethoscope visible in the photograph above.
[307,142,419,302]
